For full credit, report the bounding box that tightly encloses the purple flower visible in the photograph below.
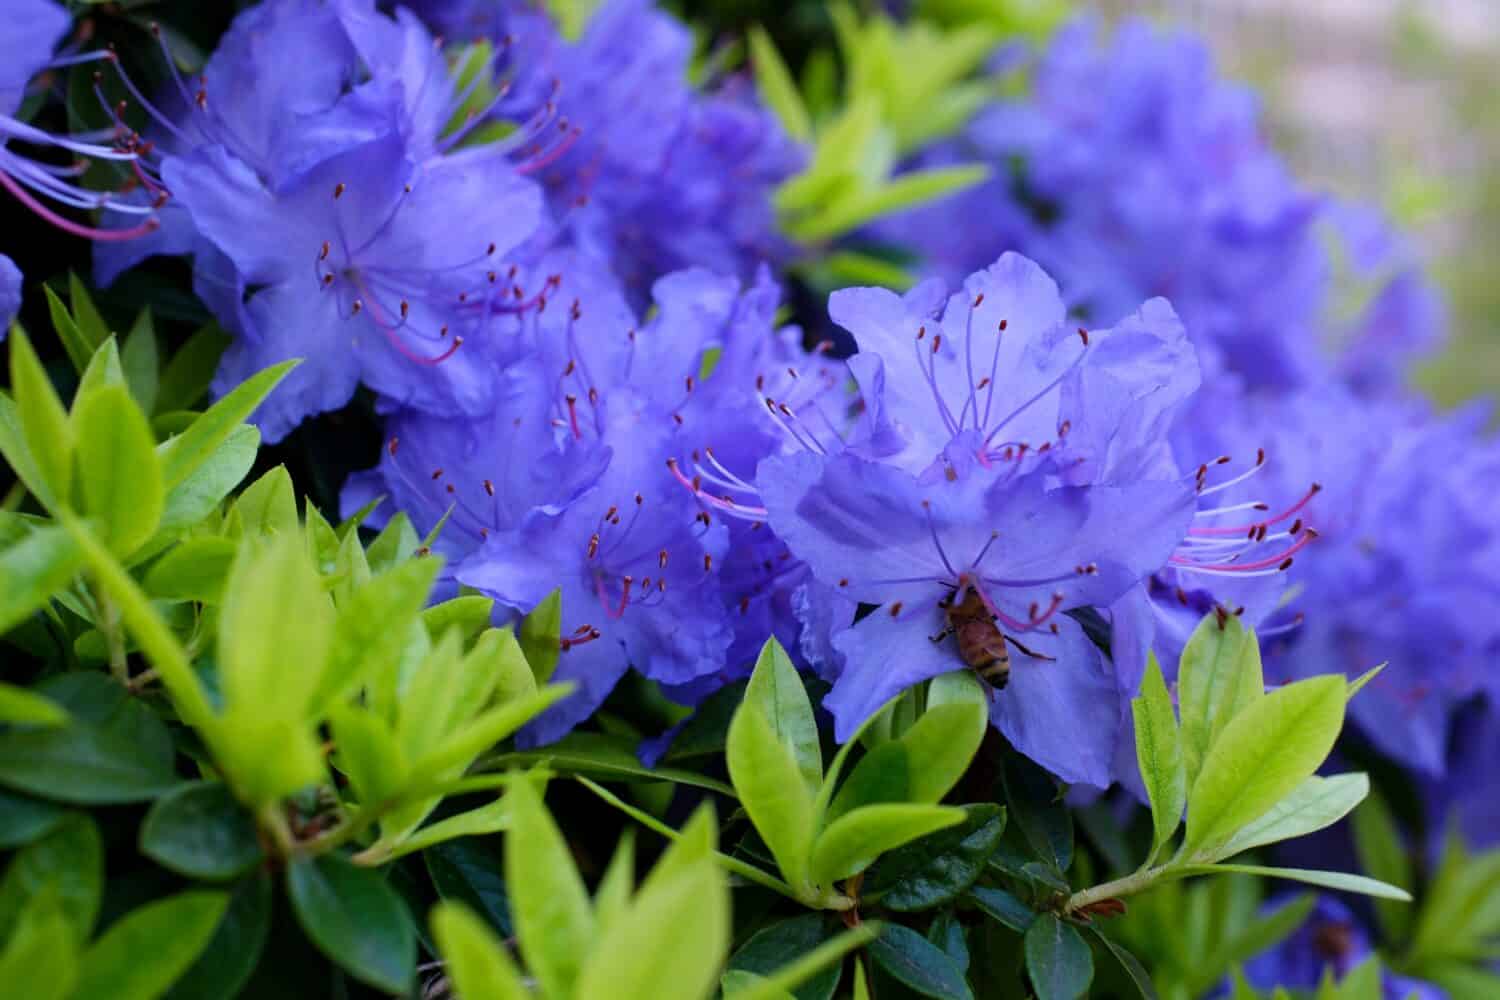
[2,0,162,246]
[0,255,20,333]
[1427,701,1500,852]
[1244,896,1445,1000]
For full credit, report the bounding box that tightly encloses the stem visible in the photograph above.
[259,804,297,858]
[1063,865,1171,915]
[97,588,128,684]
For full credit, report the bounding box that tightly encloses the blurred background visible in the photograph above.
[1094,0,1499,407]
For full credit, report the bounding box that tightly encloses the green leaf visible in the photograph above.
[748,25,812,142]
[150,423,259,545]
[1025,915,1094,1000]
[0,682,69,727]
[0,697,178,804]
[315,556,440,712]
[1182,676,1345,859]
[71,891,229,1000]
[286,854,415,994]
[1350,791,1413,943]
[0,525,84,634]
[1089,927,1159,1000]
[1002,753,1073,873]
[0,890,78,1000]
[1214,773,1369,859]
[1420,961,1500,1000]
[75,337,124,396]
[422,594,495,642]
[1177,613,1264,790]
[504,775,595,997]
[1346,663,1384,700]
[863,803,1005,911]
[430,901,530,1000]
[901,671,990,804]
[142,536,239,603]
[519,587,562,683]
[1170,864,1411,900]
[810,803,964,886]
[9,325,74,505]
[218,532,334,722]
[727,695,816,891]
[158,360,297,492]
[227,465,298,538]
[728,925,879,1000]
[745,636,823,795]
[487,730,734,796]
[728,915,842,1000]
[378,795,510,862]
[969,885,1037,933]
[868,922,974,1000]
[426,838,512,937]
[0,789,65,850]
[0,813,102,943]
[1409,831,1500,964]
[1133,653,1186,858]
[139,781,264,880]
[164,873,271,1000]
[68,273,111,349]
[43,285,93,374]
[154,324,228,414]
[74,385,164,554]
[407,683,572,778]
[121,309,159,413]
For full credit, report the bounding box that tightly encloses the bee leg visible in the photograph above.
[929,626,953,643]
[1004,636,1056,661]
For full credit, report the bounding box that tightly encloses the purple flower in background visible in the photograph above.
[0,255,20,333]
[1427,701,1500,852]
[1244,896,1445,1000]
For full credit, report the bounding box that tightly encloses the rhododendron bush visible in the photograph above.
[0,1,1494,998]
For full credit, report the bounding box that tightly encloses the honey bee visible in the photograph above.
[930,581,1052,689]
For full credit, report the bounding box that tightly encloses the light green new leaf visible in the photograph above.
[1133,654,1186,858]
[0,683,69,727]
[329,705,407,811]
[1171,864,1410,901]
[227,466,297,538]
[75,337,124,396]
[505,775,595,998]
[142,536,239,604]
[148,424,259,547]
[1409,831,1500,965]
[727,697,816,891]
[408,684,573,778]
[158,360,297,491]
[745,637,822,795]
[9,326,74,505]
[0,891,77,1000]
[430,902,529,1000]
[905,671,990,804]
[1346,664,1384,700]
[218,534,334,721]
[1213,773,1369,861]
[71,891,229,1000]
[74,385,164,554]
[574,855,729,1000]
[748,25,811,142]
[518,587,562,683]
[1183,675,1343,859]
[1178,613,1264,789]
[0,525,84,634]
[154,323,229,414]
[809,803,965,886]
[314,556,440,713]
[377,796,510,862]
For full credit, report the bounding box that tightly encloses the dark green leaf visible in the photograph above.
[165,873,272,1000]
[1024,915,1093,1000]
[663,679,746,762]
[0,695,178,804]
[0,789,65,849]
[827,741,910,821]
[426,838,513,937]
[154,324,228,414]
[927,912,970,975]
[0,813,102,942]
[1350,791,1413,943]
[286,854,415,994]
[864,804,1006,911]
[140,781,263,880]
[728,915,841,1000]
[71,890,229,1000]
[1090,927,1159,1000]
[1002,754,1073,874]
[868,923,973,1000]
[68,273,111,350]
[969,886,1036,933]
[121,309,159,413]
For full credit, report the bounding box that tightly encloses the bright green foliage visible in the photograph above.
[1132,654,1186,861]
[1177,613,1265,790]
[748,6,996,244]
